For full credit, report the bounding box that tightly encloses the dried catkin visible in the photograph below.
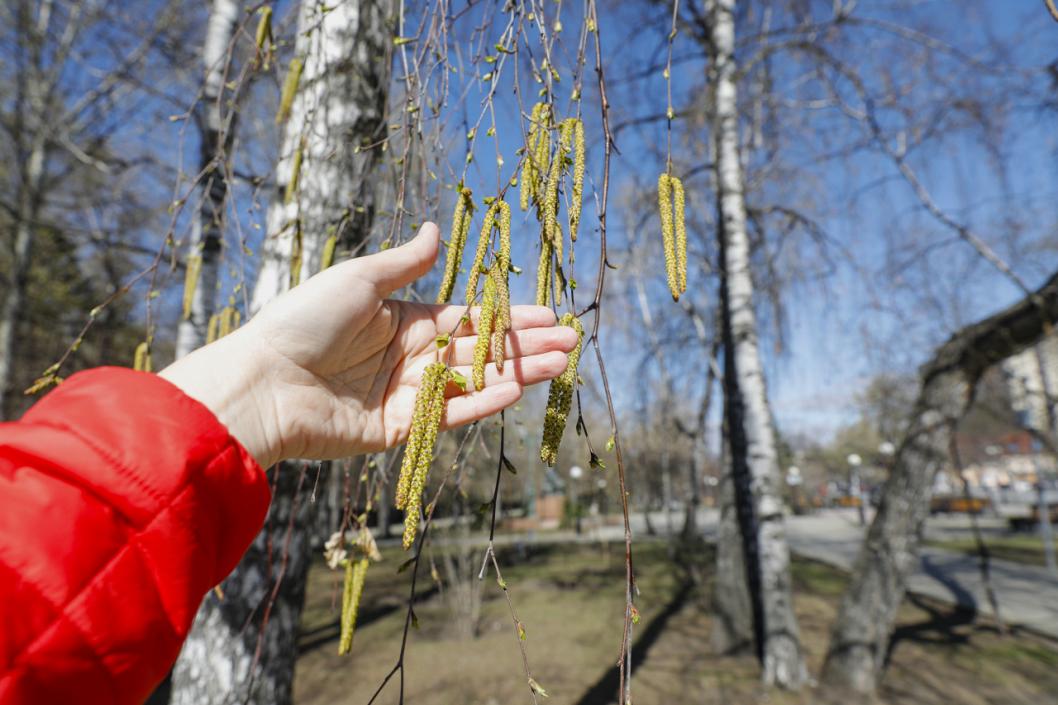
[540,314,584,466]
[436,188,473,304]
[133,342,152,373]
[657,173,679,301]
[569,118,585,242]
[276,56,303,124]
[473,270,498,392]
[672,176,687,294]
[338,557,369,655]
[320,232,338,271]
[182,254,202,321]
[396,363,451,550]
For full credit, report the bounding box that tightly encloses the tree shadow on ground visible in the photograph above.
[571,581,694,705]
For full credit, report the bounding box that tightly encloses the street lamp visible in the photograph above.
[847,453,866,526]
[569,465,584,534]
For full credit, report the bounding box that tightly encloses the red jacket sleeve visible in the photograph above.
[0,367,271,705]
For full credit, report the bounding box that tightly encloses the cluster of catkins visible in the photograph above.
[657,173,687,301]
[521,103,585,307]
[540,313,585,466]
[395,361,452,550]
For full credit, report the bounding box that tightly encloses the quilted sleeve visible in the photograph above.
[0,367,271,705]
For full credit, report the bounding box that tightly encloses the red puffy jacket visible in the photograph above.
[0,368,271,705]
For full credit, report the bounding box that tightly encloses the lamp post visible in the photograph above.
[569,464,584,535]
[847,453,865,526]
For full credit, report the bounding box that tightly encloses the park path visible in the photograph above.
[781,510,1058,639]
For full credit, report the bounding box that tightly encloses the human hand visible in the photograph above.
[161,223,578,468]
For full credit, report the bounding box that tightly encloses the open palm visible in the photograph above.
[165,224,576,468]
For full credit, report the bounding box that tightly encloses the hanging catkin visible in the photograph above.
[657,173,687,301]
[182,254,202,321]
[437,188,474,304]
[672,175,687,294]
[276,56,303,124]
[540,314,584,466]
[472,269,498,392]
[338,557,369,655]
[289,221,303,288]
[133,341,152,373]
[395,362,451,549]
[320,232,338,271]
[285,140,304,204]
[464,199,509,306]
[535,239,552,307]
[569,118,585,242]
[491,263,511,373]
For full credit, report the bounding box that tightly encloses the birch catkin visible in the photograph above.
[672,175,687,295]
[338,557,369,655]
[535,239,552,307]
[182,254,202,321]
[491,263,511,373]
[540,314,584,465]
[437,188,473,304]
[276,56,304,124]
[569,118,585,242]
[657,173,687,301]
[133,341,152,373]
[396,363,451,549]
[464,199,508,306]
[320,232,338,271]
[473,269,498,392]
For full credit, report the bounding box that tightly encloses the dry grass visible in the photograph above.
[293,539,1058,705]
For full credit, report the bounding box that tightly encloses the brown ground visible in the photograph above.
[293,539,1058,705]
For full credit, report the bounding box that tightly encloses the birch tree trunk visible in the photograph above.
[0,2,49,417]
[709,0,806,688]
[175,0,240,359]
[821,269,1058,694]
[171,2,393,703]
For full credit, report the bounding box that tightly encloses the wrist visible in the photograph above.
[159,328,283,469]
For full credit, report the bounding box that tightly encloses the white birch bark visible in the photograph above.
[171,2,393,703]
[175,0,240,359]
[709,0,807,688]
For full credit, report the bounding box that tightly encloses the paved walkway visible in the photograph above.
[782,510,1058,639]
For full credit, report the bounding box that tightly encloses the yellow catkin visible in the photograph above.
[255,6,273,69]
[289,221,303,289]
[543,120,572,255]
[401,363,451,550]
[395,363,448,512]
[276,56,304,124]
[218,307,232,338]
[520,103,544,212]
[437,188,473,303]
[540,314,584,466]
[491,204,512,371]
[206,313,220,344]
[533,105,551,207]
[535,239,552,307]
[320,232,338,271]
[671,176,687,294]
[133,341,152,373]
[182,254,202,321]
[338,557,369,655]
[657,173,679,301]
[569,119,585,241]
[473,271,497,392]
[465,200,504,306]
[285,140,303,204]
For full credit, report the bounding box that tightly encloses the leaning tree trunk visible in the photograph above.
[175,0,240,359]
[709,0,806,688]
[171,2,393,704]
[821,269,1058,694]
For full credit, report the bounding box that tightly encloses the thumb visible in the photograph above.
[358,222,441,296]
